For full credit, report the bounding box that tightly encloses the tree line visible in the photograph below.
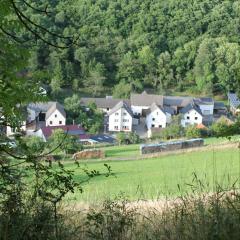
[26,0,240,97]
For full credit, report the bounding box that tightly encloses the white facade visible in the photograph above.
[6,121,26,137]
[109,108,133,132]
[198,104,214,115]
[46,109,66,127]
[131,105,149,116]
[181,109,203,127]
[146,108,169,130]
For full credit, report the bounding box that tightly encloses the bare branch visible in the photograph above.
[10,0,79,48]
[22,0,52,16]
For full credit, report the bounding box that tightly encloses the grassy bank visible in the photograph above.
[64,146,240,203]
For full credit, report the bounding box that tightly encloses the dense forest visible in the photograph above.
[25,0,240,97]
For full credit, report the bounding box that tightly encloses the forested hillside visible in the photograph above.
[26,0,240,97]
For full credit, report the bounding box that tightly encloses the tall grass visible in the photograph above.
[61,186,240,240]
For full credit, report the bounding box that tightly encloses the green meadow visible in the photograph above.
[64,145,240,203]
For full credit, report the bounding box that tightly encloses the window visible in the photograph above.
[123,126,129,130]
[50,121,53,125]
[123,119,129,122]
[107,108,109,111]
[115,112,119,116]
[156,112,159,115]
[59,121,62,125]
[55,114,57,118]
[114,126,119,130]
[39,113,46,121]
[187,116,190,120]
[159,125,162,128]
[203,110,210,115]
[114,119,118,122]
[195,117,198,120]
[151,124,155,128]
[152,118,155,121]
[123,112,127,116]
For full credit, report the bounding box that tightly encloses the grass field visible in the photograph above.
[64,145,240,203]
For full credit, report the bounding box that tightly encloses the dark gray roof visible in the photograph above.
[108,101,133,117]
[130,92,163,107]
[214,102,227,110]
[90,134,115,143]
[163,96,193,107]
[194,97,214,105]
[80,97,130,109]
[28,102,56,113]
[180,103,202,116]
[27,102,66,119]
[46,102,66,120]
[146,102,174,115]
[228,92,240,108]
[163,106,175,115]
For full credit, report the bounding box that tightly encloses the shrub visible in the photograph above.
[116,132,126,145]
[48,129,83,154]
[185,125,201,138]
[127,132,140,144]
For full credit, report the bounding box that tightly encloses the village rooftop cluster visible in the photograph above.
[4,91,238,142]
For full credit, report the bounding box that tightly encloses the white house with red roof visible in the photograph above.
[35,125,90,142]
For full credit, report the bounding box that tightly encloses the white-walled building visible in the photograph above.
[108,101,133,132]
[180,104,203,127]
[45,102,66,126]
[145,103,172,130]
[80,97,130,113]
[193,98,214,115]
[6,121,26,137]
[26,102,66,134]
[130,91,163,116]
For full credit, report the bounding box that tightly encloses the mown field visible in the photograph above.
[63,137,240,203]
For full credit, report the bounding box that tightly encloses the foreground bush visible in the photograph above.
[55,188,240,240]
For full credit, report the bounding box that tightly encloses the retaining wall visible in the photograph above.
[140,138,204,155]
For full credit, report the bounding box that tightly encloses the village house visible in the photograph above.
[145,102,172,130]
[130,91,164,116]
[80,96,130,113]
[26,102,66,134]
[79,91,227,135]
[180,103,203,127]
[108,101,133,132]
[35,124,90,143]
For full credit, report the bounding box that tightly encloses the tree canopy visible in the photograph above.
[20,0,240,97]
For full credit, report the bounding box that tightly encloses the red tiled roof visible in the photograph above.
[41,125,89,140]
[196,123,207,129]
